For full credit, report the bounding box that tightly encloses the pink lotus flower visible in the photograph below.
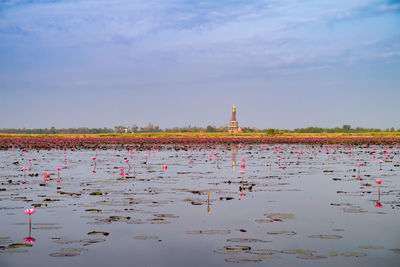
[24,208,36,215]
[375,202,383,208]
[162,164,167,170]
[375,179,382,184]
[92,157,97,160]
[240,171,245,175]
[43,171,50,180]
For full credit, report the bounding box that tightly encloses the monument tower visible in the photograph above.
[228,105,239,133]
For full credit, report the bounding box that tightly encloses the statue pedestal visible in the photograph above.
[228,120,238,133]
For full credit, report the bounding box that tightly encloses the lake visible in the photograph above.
[1,143,399,266]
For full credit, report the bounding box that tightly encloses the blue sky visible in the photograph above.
[0,0,399,129]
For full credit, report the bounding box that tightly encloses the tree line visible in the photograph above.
[0,124,397,134]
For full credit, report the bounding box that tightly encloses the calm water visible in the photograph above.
[0,144,399,266]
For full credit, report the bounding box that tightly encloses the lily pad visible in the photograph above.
[8,243,32,248]
[225,245,251,251]
[341,252,367,257]
[309,235,342,239]
[32,226,62,230]
[88,231,109,236]
[227,238,267,243]
[297,255,327,260]
[49,252,80,257]
[33,223,59,226]
[0,249,29,254]
[153,214,178,219]
[343,208,366,213]
[61,248,88,253]
[225,258,262,263]
[254,255,279,259]
[282,249,316,255]
[265,213,294,219]
[248,249,279,255]
[214,249,243,255]
[390,248,400,254]
[85,209,102,212]
[359,245,383,249]
[330,203,352,206]
[53,238,106,245]
[89,191,103,196]
[268,231,296,235]
[186,230,230,235]
[255,219,274,223]
[80,238,106,244]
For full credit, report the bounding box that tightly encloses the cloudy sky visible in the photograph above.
[0,0,399,129]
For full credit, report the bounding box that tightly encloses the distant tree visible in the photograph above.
[206,125,217,132]
[342,125,352,131]
[114,125,127,133]
[130,124,139,133]
[140,122,162,132]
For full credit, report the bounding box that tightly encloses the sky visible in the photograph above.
[0,0,399,130]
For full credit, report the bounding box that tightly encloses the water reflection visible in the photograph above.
[207,191,210,213]
[230,145,237,169]
[41,171,50,186]
[24,209,36,244]
[24,223,36,244]
[92,157,97,173]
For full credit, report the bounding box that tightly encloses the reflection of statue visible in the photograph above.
[231,145,238,169]
[207,191,210,213]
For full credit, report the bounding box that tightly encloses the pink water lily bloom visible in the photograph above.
[24,208,36,215]
[375,179,382,184]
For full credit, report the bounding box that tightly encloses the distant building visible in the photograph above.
[228,105,241,133]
